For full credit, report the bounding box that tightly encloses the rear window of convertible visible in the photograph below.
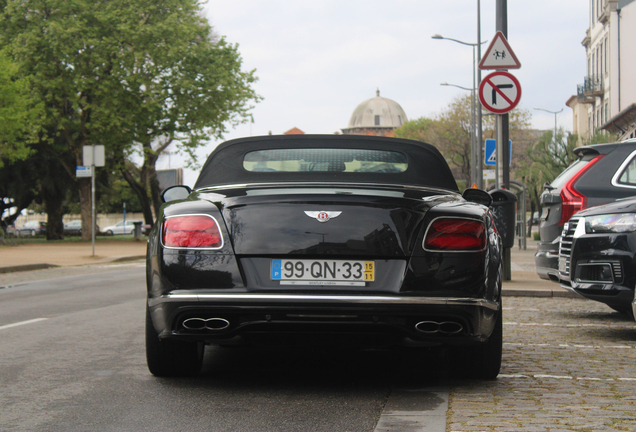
[243,149,408,173]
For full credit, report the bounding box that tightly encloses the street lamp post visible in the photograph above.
[534,107,563,147]
[433,34,487,188]
[441,82,477,187]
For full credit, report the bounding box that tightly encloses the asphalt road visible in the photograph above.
[2,264,636,431]
[0,264,448,432]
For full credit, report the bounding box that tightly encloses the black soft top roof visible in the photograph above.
[194,134,459,191]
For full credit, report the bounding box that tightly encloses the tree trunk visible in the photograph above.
[121,168,154,225]
[44,195,65,240]
[147,162,162,221]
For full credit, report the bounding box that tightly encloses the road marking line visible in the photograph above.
[0,318,48,331]
[499,374,636,382]
[504,342,635,350]
[505,322,636,328]
[497,374,636,382]
[374,387,448,432]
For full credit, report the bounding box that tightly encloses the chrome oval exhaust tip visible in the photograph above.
[182,317,230,331]
[414,321,441,333]
[415,321,463,335]
[438,321,463,334]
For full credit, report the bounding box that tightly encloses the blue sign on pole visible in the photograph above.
[484,139,511,166]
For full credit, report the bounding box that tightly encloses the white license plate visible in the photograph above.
[271,259,375,286]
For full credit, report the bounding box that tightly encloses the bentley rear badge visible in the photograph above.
[304,211,342,223]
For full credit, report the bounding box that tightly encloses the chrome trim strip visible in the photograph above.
[195,182,460,196]
[611,149,636,189]
[160,214,225,250]
[153,293,500,310]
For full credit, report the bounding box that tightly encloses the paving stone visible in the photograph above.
[447,296,636,431]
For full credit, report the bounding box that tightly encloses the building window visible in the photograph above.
[604,37,608,74]
[398,115,402,125]
[374,115,380,126]
[596,46,600,77]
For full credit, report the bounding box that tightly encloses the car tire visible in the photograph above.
[106,230,114,236]
[145,307,203,377]
[449,308,503,380]
[30,230,36,236]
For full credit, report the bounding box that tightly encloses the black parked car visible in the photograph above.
[145,135,503,378]
[536,139,636,280]
[557,196,636,315]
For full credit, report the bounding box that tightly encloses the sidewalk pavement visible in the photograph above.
[0,238,578,298]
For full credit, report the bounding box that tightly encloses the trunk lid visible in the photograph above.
[211,187,457,257]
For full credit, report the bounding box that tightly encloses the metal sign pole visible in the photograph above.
[496,0,511,280]
[477,0,484,189]
[495,115,501,189]
[91,144,96,257]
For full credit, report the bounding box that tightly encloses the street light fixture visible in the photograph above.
[440,82,474,92]
[433,34,487,188]
[534,107,563,147]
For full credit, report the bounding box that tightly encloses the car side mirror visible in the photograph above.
[462,188,493,207]
[162,185,192,203]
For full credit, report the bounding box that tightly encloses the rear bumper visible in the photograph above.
[535,241,560,280]
[148,293,500,348]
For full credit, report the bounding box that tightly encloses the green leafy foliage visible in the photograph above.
[0,48,42,167]
[394,94,533,186]
[0,0,260,238]
[516,128,618,232]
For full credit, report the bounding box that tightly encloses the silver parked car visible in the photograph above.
[102,220,149,235]
[17,220,47,236]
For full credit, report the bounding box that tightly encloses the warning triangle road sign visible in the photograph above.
[478,31,521,70]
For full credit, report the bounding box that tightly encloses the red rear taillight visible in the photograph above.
[162,215,223,248]
[424,218,486,251]
[558,155,604,226]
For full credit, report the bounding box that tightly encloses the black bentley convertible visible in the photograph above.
[146,135,503,378]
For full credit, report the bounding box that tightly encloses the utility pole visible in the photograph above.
[496,0,509,190]
[477,0,484,189]
[496,0,512,281]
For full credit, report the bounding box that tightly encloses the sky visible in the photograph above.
[159,0,590,186]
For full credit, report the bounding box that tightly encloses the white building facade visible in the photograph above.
[568,0,636,141]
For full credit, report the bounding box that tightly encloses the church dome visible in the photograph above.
[342,89,408,136]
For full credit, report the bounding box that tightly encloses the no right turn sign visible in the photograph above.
[479,71,522,114]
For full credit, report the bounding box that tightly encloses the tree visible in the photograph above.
[0,0,260,240]
[0,48,41,168]
[516,128,619,236]
[516,128,578,235]
[113,15,260,222]
[394,94,532,187]
[0,157,38,230]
